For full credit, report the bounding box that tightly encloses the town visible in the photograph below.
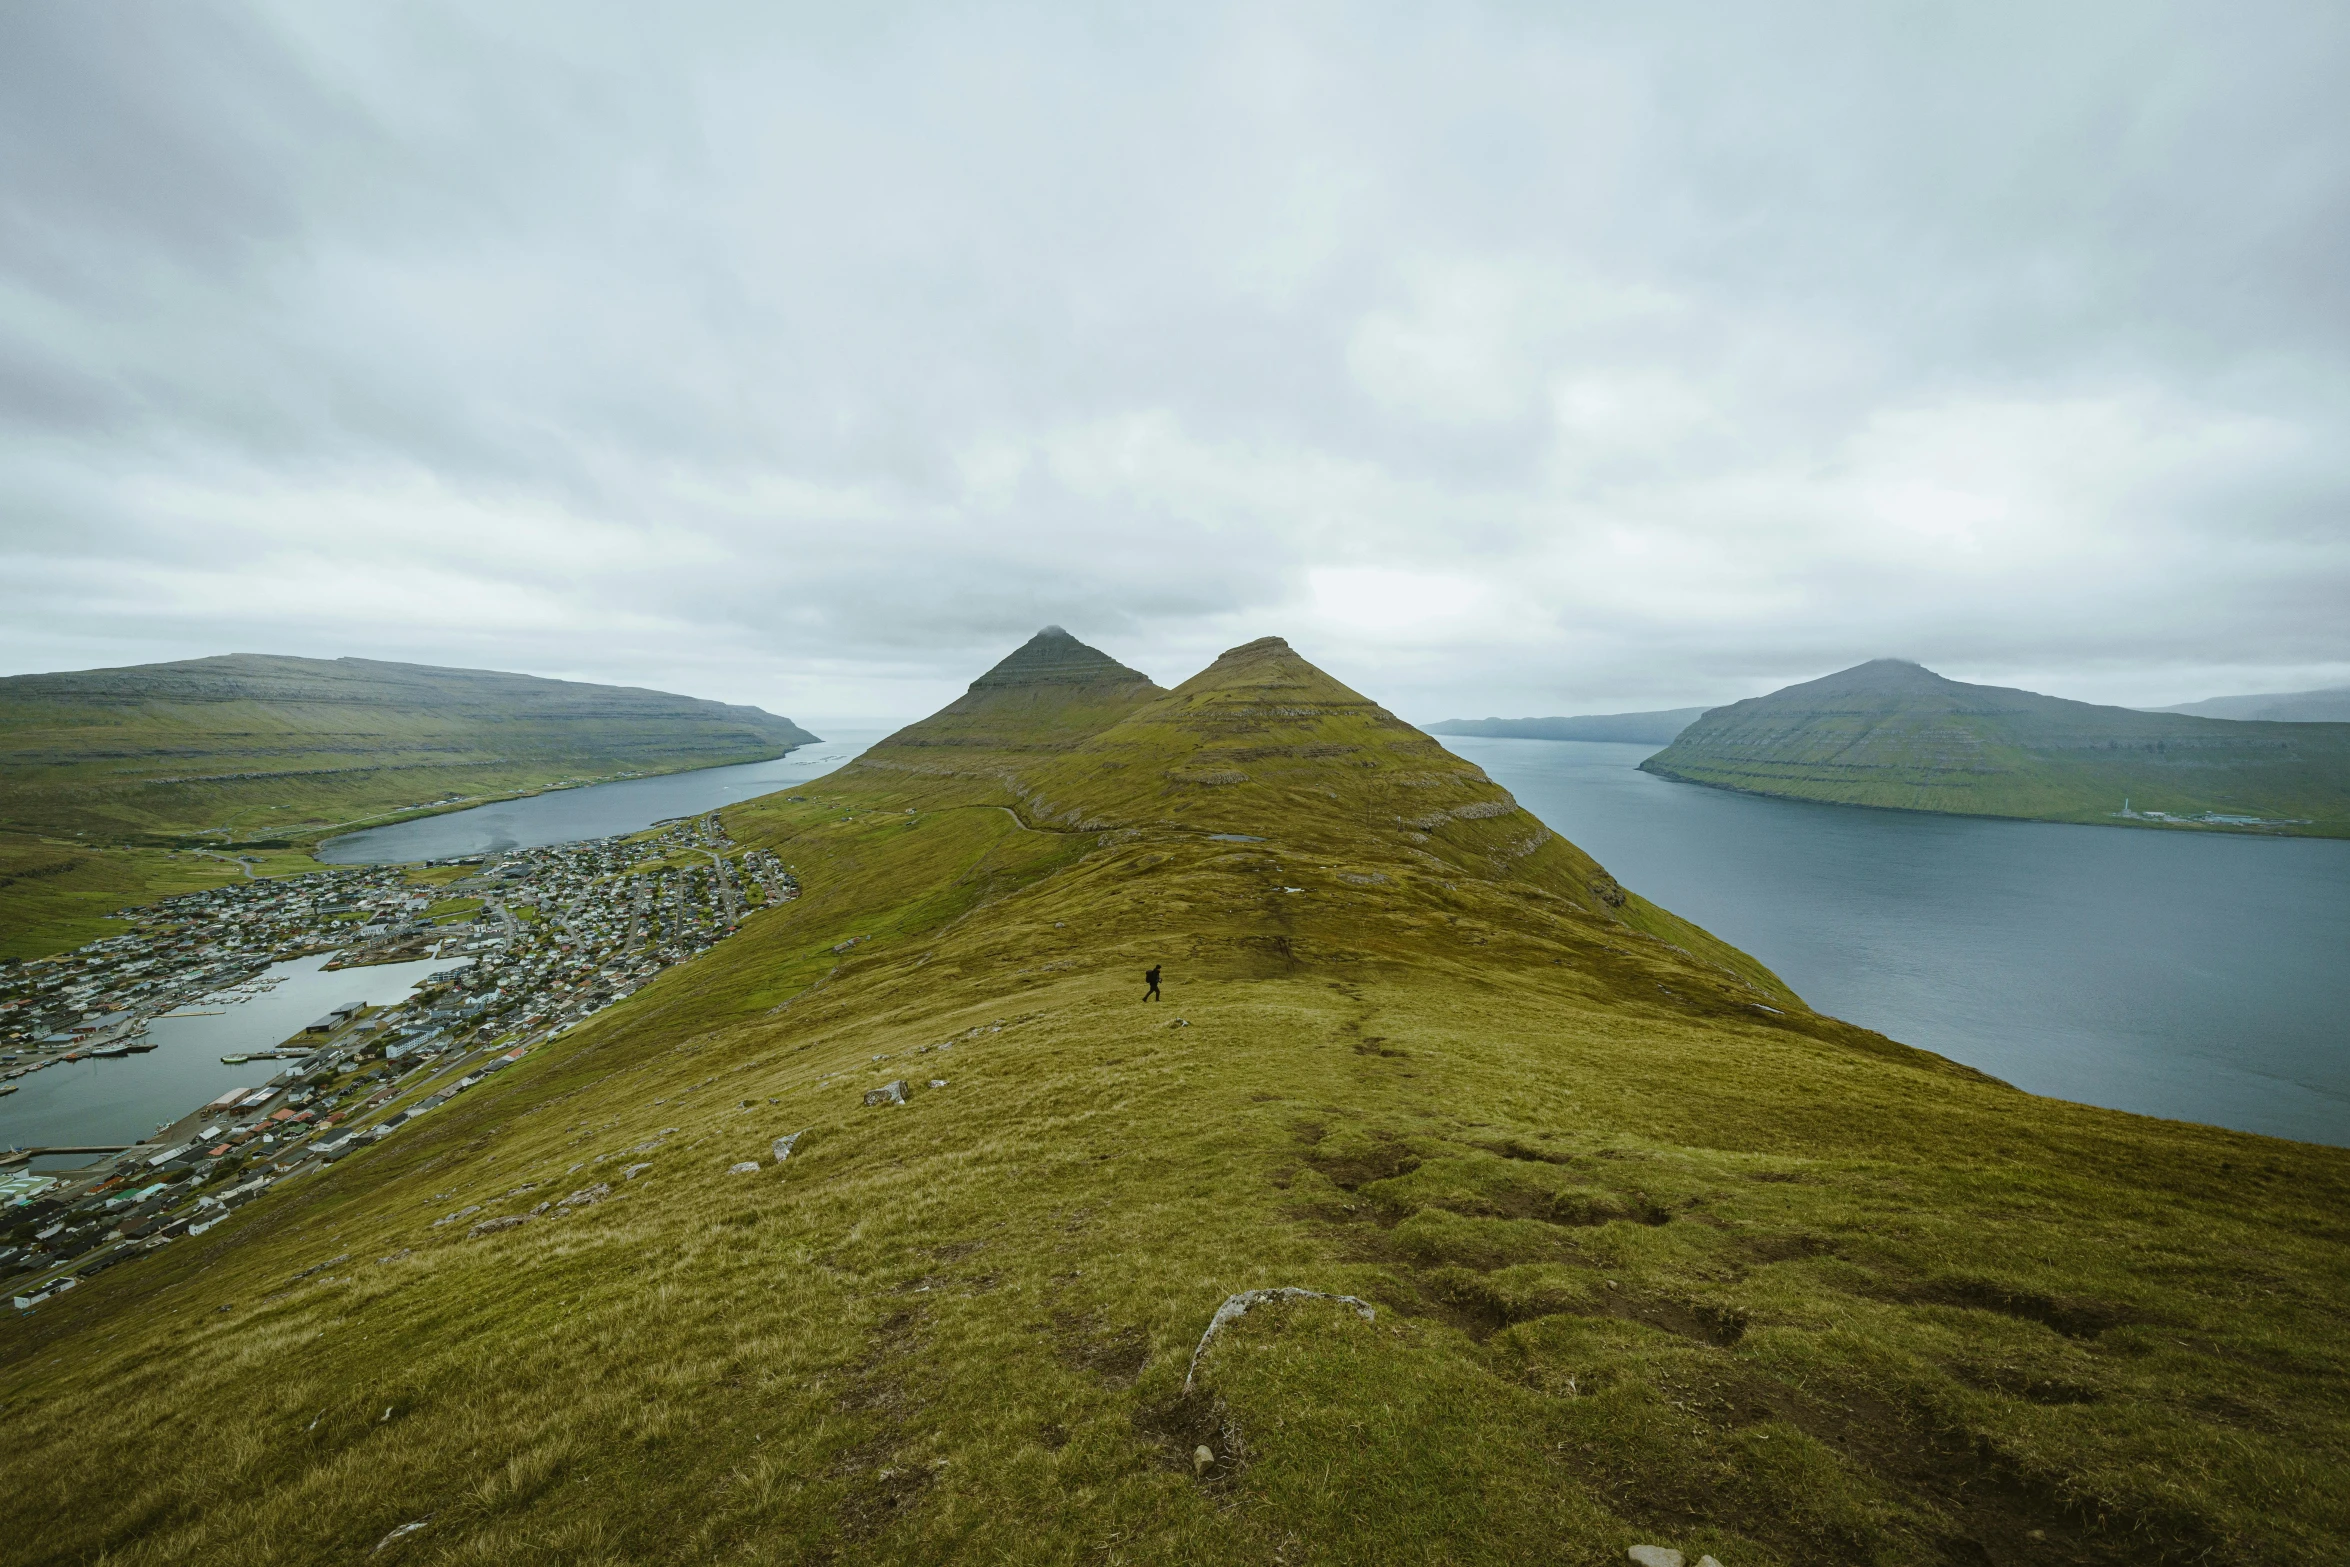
[3,814,796,1305]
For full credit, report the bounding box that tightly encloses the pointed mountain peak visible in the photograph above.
[1805,658,1957,694]
[968,627,1154,690]
[859,629,1165,767]
[1167,635,1332,699]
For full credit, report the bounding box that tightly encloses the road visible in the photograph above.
[191,850,261,878]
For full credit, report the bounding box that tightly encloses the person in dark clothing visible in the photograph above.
[1144,964,1162,1001]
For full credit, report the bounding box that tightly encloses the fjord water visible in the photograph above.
[316,731,887,864]
[0,953,465,1168]
[1449,736,2350,1147]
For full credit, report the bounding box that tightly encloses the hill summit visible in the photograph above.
[860,628,1165,769]
[967,626,1154,689]
[6,633,2345,1564]
[1642,659,2350,834]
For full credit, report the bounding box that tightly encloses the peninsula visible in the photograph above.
[0,654,818,958]
[4,632,2342,1564]
[1640,659,2350,835]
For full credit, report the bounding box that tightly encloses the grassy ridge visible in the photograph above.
[0,653,817,846]
[0,836,339,961]
[3,636,2343,1564]
[0,653,820,958]
[1641,660,2350,835]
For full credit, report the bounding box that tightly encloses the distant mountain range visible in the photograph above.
[0,653,818,848]
[1424,708,1709,745]
[1638,659,2350,835]
[2154,686,2350,722]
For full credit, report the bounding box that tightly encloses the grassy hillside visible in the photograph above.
[0,837,326,962]
[859,625,1168,764]
[1641,660,2350,836]
[0,653,818,846]
[0,653,819,958]
[4,635,2344,1565]
[2158,686,2350,722]
[1427,710,1710,745]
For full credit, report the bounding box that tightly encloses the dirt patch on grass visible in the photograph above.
[1053,1313,1150,1387]
[1481,1137,1577,1165]
[833,1308,923,1416]
[1952,1364,2104,1406]
[823,1306,936,1544]
[1575,1361,2213,1566]
[1302,1130,1422,1190]
[1131,1388,1247,1492]
[1899,1279,2140,1340]
[826,1437,936,1542]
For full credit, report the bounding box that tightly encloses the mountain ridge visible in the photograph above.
[0,652,819,957]
[2156,685,2350,722]
[5,631,2345,1564]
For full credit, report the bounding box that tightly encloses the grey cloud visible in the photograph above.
[3,0,2346,722]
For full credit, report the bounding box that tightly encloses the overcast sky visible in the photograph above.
[4,1,2346,726]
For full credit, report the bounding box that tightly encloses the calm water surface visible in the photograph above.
[318,731,888,863]
[4,734,894,1168]
[1447,737,2350,1147]
[2,953,466,1167]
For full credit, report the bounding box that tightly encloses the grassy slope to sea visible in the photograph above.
[2,634,2343,1566]
[0,837,330,962]
[1642,659,2350,837]
[0,653,819,959]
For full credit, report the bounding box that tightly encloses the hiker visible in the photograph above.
[1144,964,1162,1002]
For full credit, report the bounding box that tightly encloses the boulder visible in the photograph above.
[1626,1549,1682,1567]
[864,1080,908,1107]
[728,1161,760,1175]
[771,1130,808,1163]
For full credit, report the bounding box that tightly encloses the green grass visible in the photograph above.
[2,637,2343,1564]
[1642,660,2350,836]
[0,834,333,961]
[0,652,815,850]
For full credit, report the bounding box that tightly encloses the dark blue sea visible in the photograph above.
[1448,737,2349,1148]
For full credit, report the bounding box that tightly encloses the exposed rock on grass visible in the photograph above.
[1184,1287,1376,1393]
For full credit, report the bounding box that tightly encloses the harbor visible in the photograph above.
[4,811,800,1302]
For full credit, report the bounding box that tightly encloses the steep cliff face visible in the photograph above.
[1641,660,2350,834]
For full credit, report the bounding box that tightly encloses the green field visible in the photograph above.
[0,836,348,962]
[1641,659,2350,836]
[3,634,2342,1564]
[0,653,820,958]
